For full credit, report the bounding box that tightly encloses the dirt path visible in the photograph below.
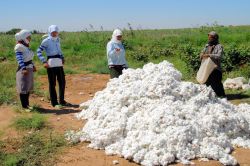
[32,74,139,166]
[31,74,110,135]
[0,106,20,141]
[1,73,250,166]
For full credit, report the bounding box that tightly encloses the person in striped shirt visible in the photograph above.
[14,30,36,110]
[37,25,69,108]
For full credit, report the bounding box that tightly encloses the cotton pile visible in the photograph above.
[75,61,250,166]
[223,77,250,90]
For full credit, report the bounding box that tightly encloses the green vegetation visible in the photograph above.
[13,113,46,130]
[0,113,65,166]
[0,25,250,105]
[0,131,65,166]
[0,62,16,105]
[0,25,249,165]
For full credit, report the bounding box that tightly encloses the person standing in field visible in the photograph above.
[107,29,128,78]
[15,30,36,111]
[200,31,226,97]
[37,25,69,108]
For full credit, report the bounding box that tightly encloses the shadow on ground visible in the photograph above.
[226,93,250,105]
[226,93,250,100]
[36,104,81,115]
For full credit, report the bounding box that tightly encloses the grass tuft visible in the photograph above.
[14,114,47,130]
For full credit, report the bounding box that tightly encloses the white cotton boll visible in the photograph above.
[72,60,250,166]
[159,153,175,165]
[112,160,119,165]
[133,150,147,163]
[65,130,82,144]
[219,154,238,166]
[242,84,250,90]
[223,77,247,90]
[199,158,210,162]
[231,137,250,148]
[105,141,124,155]
[181,159,195,165]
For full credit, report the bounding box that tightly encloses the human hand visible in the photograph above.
[202,54,210,58]
[33,66,37,72]
[22,69,28,75]
[43,62,49,68]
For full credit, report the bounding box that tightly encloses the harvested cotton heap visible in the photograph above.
[75,61,250,166]
[223,77,250,90]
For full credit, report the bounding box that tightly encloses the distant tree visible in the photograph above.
[32,30,39,34]
[6,28,21,35]
[6,28,40,35]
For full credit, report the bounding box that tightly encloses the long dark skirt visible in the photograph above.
[205,69,226,97]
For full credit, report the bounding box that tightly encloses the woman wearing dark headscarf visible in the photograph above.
[200,31,226,97]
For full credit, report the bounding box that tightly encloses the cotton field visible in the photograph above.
[73,61,250,166]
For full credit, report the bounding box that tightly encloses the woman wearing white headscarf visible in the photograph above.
[37,25,68,108]
[15,29,36,110]
[107,29,128,78]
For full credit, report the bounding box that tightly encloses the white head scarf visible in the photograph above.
[48,25,59,34]
[48,25,59,41]
[111,29,122,43]
[15,29,31,44]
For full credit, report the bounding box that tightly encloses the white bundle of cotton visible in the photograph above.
[75,61,250,166]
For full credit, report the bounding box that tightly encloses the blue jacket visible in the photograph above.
[106,41,128,67]
[37,36,64,63]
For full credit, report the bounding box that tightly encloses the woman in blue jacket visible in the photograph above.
[37,25,68,108]
[107,29,128,78]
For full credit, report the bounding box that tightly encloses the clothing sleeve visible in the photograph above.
[123,46,128,68]
[209,45,223,60]
[15,45,26,70]
[124,61,129,68]
[15,52,26,70]
[200,46,207,60]
[107,42,117,60]
[37,39,48,63]
[58,40,64,60]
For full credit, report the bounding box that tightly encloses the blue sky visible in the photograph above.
[0,0,250,32]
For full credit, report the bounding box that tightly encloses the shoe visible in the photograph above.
[23,107,31,112]
[28,106,34,110]
[54,104,63,109]
[60,101,72,106]
[24,109,31,112]
[22,106,33,112]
